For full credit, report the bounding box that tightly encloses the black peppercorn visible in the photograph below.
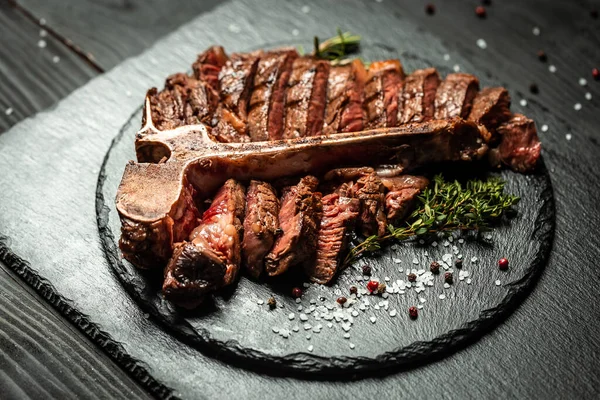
[407,273,417,282]
[529,84,539,94]
[444,272,453,284]
[267,297,277,310]
[409,306,418,319]
[425,4,435,15]
[362,265,372,276]
[337,297,347,305]
[455,259,463,268]
[349,286,358,295]
[430,261,440,274]
[537,50,547,62]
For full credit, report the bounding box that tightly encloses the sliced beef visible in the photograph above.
[364,60,404,129]
[163,179,246,305]
[192,45,228,92]
[322,59,367,135]
[434,73,480,120]
[355,173,387,237]
[324,167,374,182]
[213,52,261,143]
[491,114,541,172]
[381,175,429,222]
[283,57,330,138]
[242,180,280,278]
[265,176,322,276]
[248,49,298,141]
[399,68,441,124]
[309,193,360,284]
[468,87,512,141]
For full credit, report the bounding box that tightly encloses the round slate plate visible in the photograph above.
[97,42,555,378]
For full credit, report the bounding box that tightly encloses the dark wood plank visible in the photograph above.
[14,0,224,71]
[0,1,97,132]
[0,262,151,400]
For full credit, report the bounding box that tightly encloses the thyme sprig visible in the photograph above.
[344,175,521,266]
[313,29,361,63]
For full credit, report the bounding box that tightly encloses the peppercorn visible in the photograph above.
[591,9,598,19]
[482,0,492,5]
[362,265,372,276]
[376,283,387,295]
[498,258,509,270]
[537,50,547,62]
[292,287,303,298]
[267,297,277,309]
[337,296,347,305]
[430,261,440,274]
[593,68,600,81]
[367,280,379,293]
[455,259,463,268]
[475,6,487,18]
[349,286,358,295]
[444,272,453,284]
[407,273,417,282]
[529,83,539,94]
[425,4,435,15]
[409,306,418,319]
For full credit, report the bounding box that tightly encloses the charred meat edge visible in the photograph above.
[491,113,541,172]
[468,87,512,143]
[434,73,480,120]
[380,175,430,221]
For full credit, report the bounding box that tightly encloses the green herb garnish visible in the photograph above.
[344,175,520,266]
[313,28,361,63]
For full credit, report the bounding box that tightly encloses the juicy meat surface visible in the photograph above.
[242,180,280,278]
[364,60,404,129]
[283,57,330,138]
[322,59,367,135]
[192,45,228,92]
[265,176,322,276]
[247,49,298,141]
[491,114,541,172]
[381,175,430,221]
[309,193,360,284]
[355,173,387,237]
[468,87,512,141]
[399,68,441,124]
[434,73,480,120]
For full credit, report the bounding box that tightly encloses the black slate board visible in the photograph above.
[97,42,554,377]
[4,0,596,398]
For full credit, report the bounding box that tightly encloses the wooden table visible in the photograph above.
[1,0,599,398]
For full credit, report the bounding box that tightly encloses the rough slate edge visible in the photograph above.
[97,99,556,377]
[0,0,558,397]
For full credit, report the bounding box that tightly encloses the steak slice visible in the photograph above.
[248,49,298,141]
[213,52,261,142]
[381,175,430,222]
[322,59,367,135]
[242,180,280,278]
[434,73,480,120]
[399,68,441,124]
[364,60,404,129]
[192,45,228,92]
[283,57,330,138]
[265,176,322,276]
[468,87,512,142]
[309,193,360,284]
[491,114,541,172]
[355,173,387,237]
[163,179,246,305]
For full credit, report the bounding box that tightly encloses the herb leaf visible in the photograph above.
[312,29,361,63]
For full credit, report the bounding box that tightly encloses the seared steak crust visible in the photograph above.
[242,181,280,278]
[399,68,441,124]
[434,73,480,120]
[491,114,541,172]
[355,173,387,237]
[381,175,429,221]
[468,87,512,141]
[265,176,322,276]
[192,45,228,92]
[364,60,404,129]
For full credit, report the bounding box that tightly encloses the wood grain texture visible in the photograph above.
[0,1,97,133]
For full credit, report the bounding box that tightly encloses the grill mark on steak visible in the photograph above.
[364,60,404,129]
[283,57,330,138]
[381,175,429,222]
[242,180,280,278]
[163,179,246,304]
[468,87,512,142]
[491,114,541,172]
[248,49,298,141]
[192,45,228,92]
[399,68,441,124]
[355,173,387,237]
[309,193,360,284]
[265,176,322,276]
[434,73,480,120]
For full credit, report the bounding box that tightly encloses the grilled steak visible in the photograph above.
[399,68,441,124]
[468,87,512,141]
[434,73,480,120]
[364,60,404,128]
[355,173,387,237]
[322,59,367,135]
[381,175,430,221]
[265,176,322,276]
[309,193,360,284]
[283,57,330,138]
[248,49,298,141]
[192,45,228,92]
[242,180,280,278]
[491,114,541,172]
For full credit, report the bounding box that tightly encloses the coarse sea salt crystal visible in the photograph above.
[458,238,465,244]
[352,310,359,317]
[306,334,311,340]
[476,38,487,49]
[228,23,241,33]
[519,99,528,107]
[293,326,300,332]
[328,322,333,328]
[439,294,446,300]
[532,26,541,36]
[466,278,472,285]
[349,343,356,349]
[389,309,397,317]
[370,316,377,323]
[38,39,47,48]
[444,283,451,289]
[566,133,572,141]
[541,124,549,132]
[495,280,502,286]
[412,258,419,264]
[419,297,426,303]
[292,29,300,36]
[295,298,301,303]
[585,92,592,101]
[344,333,351,339]
[52,55,60,63]
[443,54,450,61]
[393,258,402,264]
[289,313,295,320]
[549,65,557,73]
[300,313,308,321]
[417,304,424,310]
[257,299,264,305]
[272,327,279,333]
[308,345,314,352]
[453,64,460,72]
[301,5,310,13]
[579,77,588,86]
[574,103,582,111]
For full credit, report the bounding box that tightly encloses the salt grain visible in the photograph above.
[466,278,472,285]
[5,107,13,116]
[52,55,60,63]
[574,103,582,111]
[306,334,311,340]
[444,283,451,289]
[579,77,588,86]
[272,327,279,333]
[300,313,308,321]
[349,343,356,349]
[476,38,487,49]
[417,304,424,309]
[257,299,264,305]
[292,29,300,36]
[295,298,301,304]
[369,316,377,324]
[419,297,426,303]
[288,313,295,320]
[532,27,541,36]
[228,23,241,33]
[549,65,557,73]
[519,99,528,107]
[541,124,549,132]
[39,29,47,37]
[39,18,46,25]
[585,92,592,101]
[443,54,450,61]
[389,309,397,317]
[344,333,351,339]
[458,238,465,244]
[351,310,359,317]
[412,258,419,265]
[495,280,502,286]
[439,294,446,300]
[566,133,572,141]
[293,326,300,332]
[301,5,311,13]
[37,39,47,48]
[453,64,460,72]
[308,345,314,352]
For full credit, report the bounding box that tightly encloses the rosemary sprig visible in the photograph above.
[344,175,520,266]
[313,28,361,63]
